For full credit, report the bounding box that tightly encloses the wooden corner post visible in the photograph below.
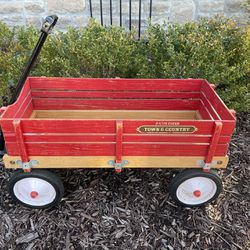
[203,121,223,171]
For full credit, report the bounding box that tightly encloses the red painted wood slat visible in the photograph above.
[31,90,201,99]
[14,96,33,118]
[6,142,228,157]
[115,121,123,163]
[200,93,220,120]
[1,79,31,119]
[205,121,222,163]
[201,82,236,120]
[0,119,235,135]
[13,120,29,162]
[32,98,200,110]
[20,100,34,118]
[198,104,212,120]
[29,77,203,91]
[1,120,116,133]
[3,133,232,144]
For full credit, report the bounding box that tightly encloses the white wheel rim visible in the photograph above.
[13,177,56,206]
[176,176,217,205]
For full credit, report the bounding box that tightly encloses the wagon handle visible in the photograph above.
[41,15,58,34]
[10,15,58,104]
[0,16,58,155]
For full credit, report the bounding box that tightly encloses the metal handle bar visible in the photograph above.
[10,15,58,104]
[0,15,58,154]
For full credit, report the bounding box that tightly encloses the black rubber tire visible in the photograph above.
[8,169,64,209]
[169,169,222,207]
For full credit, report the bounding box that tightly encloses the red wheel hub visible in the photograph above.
[30,191,39,199]
[193,190,201,197]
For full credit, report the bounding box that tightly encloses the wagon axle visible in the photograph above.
[193,190,201,197]
[30,191,39,199]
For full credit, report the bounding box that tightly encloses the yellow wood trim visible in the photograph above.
[29,111,36,118]
[195,112,202,120]
[31,110,201,120]
[3,155,228,169]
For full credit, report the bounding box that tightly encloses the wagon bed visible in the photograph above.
[0,77,236,170]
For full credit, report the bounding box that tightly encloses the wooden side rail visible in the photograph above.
[3,155,229,169]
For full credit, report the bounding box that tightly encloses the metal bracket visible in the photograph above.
[41,15,58,34]
[108,160,129,171]
[197,160,219,171]
[16,160,39,170]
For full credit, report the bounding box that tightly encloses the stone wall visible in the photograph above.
[0,0,247,30]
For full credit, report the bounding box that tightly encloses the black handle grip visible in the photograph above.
[9,15,58,104]
[41,15,58,34]
[1,15,59,152]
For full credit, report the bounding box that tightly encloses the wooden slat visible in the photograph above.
[2,120,119,136]
[32,110,201,120]
[14,96,33,118]
[200,93,221,120]
[13,120,29,162]
[201,81,236,120]
[123,134,231,144]
[205,121,222,163]
[115,120,123,163]
[1,119,235,136]
[200,93,236,134]
[198,101,213,120]
[20,100,34,118]
[6,142,115,156]
[1,79,31,119]
[219,120,236,136]
[31,90,201,99]
[3,155,229,169]
[5,142,228,156]
[123,143,228,156]
[4,133,116,143]
[29,77,203,91]
[0,120,15,134]
[1,120,116,133]
[32,98,200,110]
[4,133,232,144]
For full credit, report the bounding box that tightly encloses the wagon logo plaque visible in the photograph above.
[137,125,197,133]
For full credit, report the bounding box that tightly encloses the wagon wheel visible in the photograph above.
[8,170,64,209]
[169,169,222,207]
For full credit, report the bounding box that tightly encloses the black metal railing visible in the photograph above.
[89,0,153,38]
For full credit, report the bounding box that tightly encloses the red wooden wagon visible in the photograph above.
[0,77,236,208]
[0,16,236,208]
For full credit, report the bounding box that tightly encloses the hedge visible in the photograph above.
[0,17,249,111]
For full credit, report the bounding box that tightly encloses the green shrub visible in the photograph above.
[0,18,249,111]
[138,18,249,111]
[0,24,38,103]
[246,0,250,19]
[35,21,141,78]
[219,25,250,111]
[0,22,15,101]
[139,18,246,83]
